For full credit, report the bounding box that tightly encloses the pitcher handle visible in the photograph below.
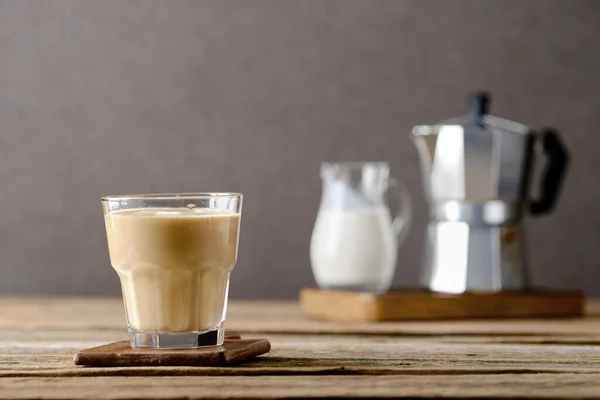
[387,177,412,246]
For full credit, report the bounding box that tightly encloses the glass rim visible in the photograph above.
[101,192,242,201]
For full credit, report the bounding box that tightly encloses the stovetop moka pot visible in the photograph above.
[411,92,569,293]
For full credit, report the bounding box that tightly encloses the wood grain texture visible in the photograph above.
[2,374,600,399]
[4,333,600,376]
[3,297,600,398]
[2,297,599,336]
[300,288,586,322]
[74,339,270,367]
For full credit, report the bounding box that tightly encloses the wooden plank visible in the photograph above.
[229,315,600,337]
[9,331,600,358]
[0,297,124,330]
[3,355,600,377]
[6,328,600,349]
[0,298,300,330]
[586,299,600,316]
[1,374,600,399]
[3,334,600,376]
[300,288,586,321]
[2,297,600,337]
[7,329,600,349]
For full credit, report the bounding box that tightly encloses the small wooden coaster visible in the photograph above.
[74,337,270,367]
[300,287,586,322]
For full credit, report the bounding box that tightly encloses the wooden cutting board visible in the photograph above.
[300,288,586,322]
[73,337,271,367]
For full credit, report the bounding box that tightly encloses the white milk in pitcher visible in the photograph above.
[309,206,397,292]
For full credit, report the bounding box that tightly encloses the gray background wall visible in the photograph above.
[1,0,599,298]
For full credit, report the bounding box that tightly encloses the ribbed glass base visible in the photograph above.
[127,324,225,349]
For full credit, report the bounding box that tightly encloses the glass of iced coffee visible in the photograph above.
[102,193,242,349]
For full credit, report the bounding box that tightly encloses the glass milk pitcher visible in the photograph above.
[310,162,412,292]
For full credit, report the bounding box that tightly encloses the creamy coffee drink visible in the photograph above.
[104,208,240,333]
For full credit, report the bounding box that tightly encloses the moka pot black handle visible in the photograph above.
[529,128,569,216]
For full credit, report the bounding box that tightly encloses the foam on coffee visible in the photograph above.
[104,208,240,332]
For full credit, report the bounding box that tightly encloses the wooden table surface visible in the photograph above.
[2,297,600,399]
